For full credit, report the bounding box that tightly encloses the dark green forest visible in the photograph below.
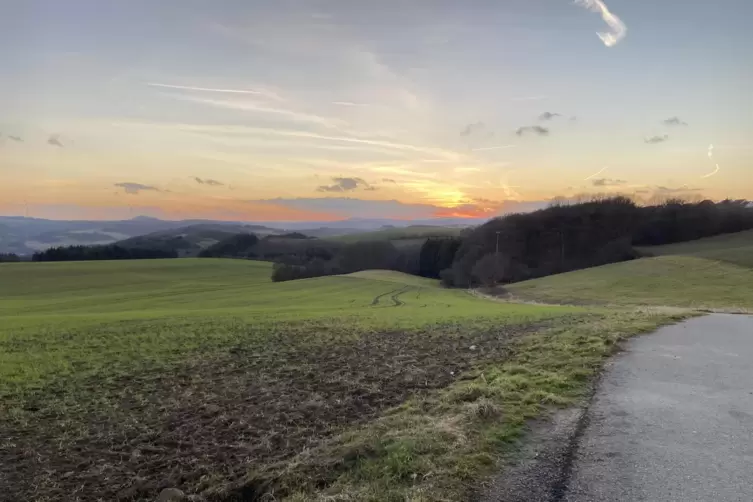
[264,197,753,285]
[32,245,177,262]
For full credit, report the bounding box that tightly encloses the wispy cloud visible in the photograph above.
[701,165,720,178]
[702,143,720,178]
[382,178,397,183]
[194,177,224,186]
[317,177,374,192]
[332,101,371,107]
[147,82,283,101]
[575,0,627,47]
[645,134,669,144]
[655,185,702,193]
[151,123,463,160]
[8,135,23,142]
[169,95,347,129]
[538,112,562,121]
[662,116,688,126]
[115,182,161,194]
[584,166,609,180]
[257,197,440,219]
[515,126,549,137]
[592,178,626,187]
[460,121,486,137]
[512,95,548,102]
[47,134,64,147]
[369,165,439,180]
[471,145,516,152]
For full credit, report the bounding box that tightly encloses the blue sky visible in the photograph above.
[1,0,751,221]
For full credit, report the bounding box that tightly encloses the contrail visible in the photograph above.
[701,165,719,178]
[575,0,627,47]
[147,82,283,100]
[701,144,720,178]
[584,166,608,180]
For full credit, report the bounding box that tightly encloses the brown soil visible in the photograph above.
[2,323,541,502]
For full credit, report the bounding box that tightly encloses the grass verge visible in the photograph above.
[214,310,689,502]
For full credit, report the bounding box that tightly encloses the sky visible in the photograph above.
[1,0,752,222]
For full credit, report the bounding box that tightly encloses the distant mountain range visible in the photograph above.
[0,216,483,255]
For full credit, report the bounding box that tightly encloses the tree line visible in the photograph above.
[0,253,21,263]
[443,197,753,287]
[19,197,749,283]
[32,244,177,262]
[266,197,753,287]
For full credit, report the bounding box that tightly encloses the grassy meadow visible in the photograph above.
[0,258,683,501]
[507,254,753,312]
[637,228,753,268]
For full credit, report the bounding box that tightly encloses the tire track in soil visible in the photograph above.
[370,287,404,306]
[390,286,415,306]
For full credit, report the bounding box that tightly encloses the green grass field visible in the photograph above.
[637,229,753,268]
[507,255,753,312]
[0,259,683,501]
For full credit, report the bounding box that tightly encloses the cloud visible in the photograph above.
[701,164,720,179]
[538,112,562,121]
[515,126,550,137]
[460,121,486,137]
[317,177,374,192]
[512,95,548,102]
[584,166,608,180]
[382,178,397,183]
[253,197,547,220]
[47,134,64,147]
[257,197,439,219]
[662,116,688,126]
[591,178,627,187]
[575,0,627,47]
[645,135,669,144]
[655,185,702,193]
[147,82,283,101]
[194,177,224,186]
[471,145,516,152]
[332,101,371,107]
[114,182,161,194]
[171,95,345,129]
[8,135,23,142]
[157,123,462,160]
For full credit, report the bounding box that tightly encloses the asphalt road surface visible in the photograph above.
[563,314,753,502]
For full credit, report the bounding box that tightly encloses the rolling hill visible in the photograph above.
[115,223,278,257]
[0,216,480,255]
[328,224,466,244]
[0,216,286,255]
[638,229,753,268]
[506,254,753,312]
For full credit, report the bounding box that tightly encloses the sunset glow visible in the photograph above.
[1,1,752,222]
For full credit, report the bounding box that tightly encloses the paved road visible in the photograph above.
[563,314,753,502]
